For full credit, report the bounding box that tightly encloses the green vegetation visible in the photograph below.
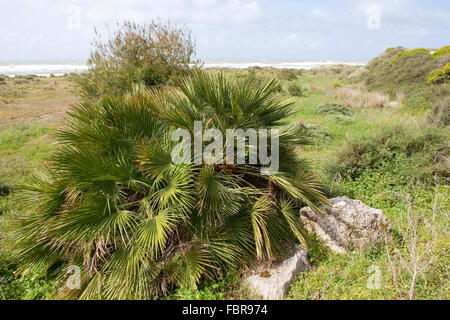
[325,123,448,183]
[391,48,431,64]
[3,71,328,299]
[361,47,450,108]
[0,254,57,300]
[287,82,303,96]
[428,63,450,84]
[432,45,450,59]
[315,103,353,116]
[74,21,198,100]
[279,69,297,81]
[0,44,448,300]
[427,97,450,127]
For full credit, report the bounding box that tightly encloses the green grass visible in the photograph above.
[0,254,58,300]
[0,124,56,185]
[0,124,58,299]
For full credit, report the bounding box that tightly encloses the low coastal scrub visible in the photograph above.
[315,103,353,116]
[287,83,303,96]
[325,123,449,184]
[392,48,430,64]
[360,47,450,106]
[278,69,297,81]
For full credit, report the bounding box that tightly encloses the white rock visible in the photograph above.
[243,245,310,300]
[300,196,391,254]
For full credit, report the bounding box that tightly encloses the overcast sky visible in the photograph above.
[1,0,449,62]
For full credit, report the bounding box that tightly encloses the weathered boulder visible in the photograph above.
[243,245,310,300]
[300,196,391,254]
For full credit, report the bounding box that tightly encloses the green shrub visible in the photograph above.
[325,123,449,184]
[427,69,446,84]
[444,62,450,74]
[298,123,332,145]
[5,70,328,300]
[73,21,199,100]
[279,69,297,81]
[431,45,450,59]
[427,63,450,84]
[316,103,353,116]
[287,83,303,96]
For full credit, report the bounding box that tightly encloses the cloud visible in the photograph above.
[0,0,448,60]
[5,32,18,42]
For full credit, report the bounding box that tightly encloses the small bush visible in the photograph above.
[298,123,332,144]
[427,63,450,84]
[444,62,450,74]
[74,21,198,100]
[287,83,303,96]
[279,69,297,81]
[316,103,353,116]
[427,69,444,84]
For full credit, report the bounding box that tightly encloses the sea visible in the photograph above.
[0,59,367,77]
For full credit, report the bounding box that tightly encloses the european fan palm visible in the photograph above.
[5,70,328,299]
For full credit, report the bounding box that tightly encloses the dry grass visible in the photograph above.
[327,85,391,109]
[383,182,449,300]
[0,76,77,129]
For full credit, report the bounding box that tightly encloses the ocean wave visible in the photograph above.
[202,61,366,69]
[0,60,366,77]
[0,63,88,77]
